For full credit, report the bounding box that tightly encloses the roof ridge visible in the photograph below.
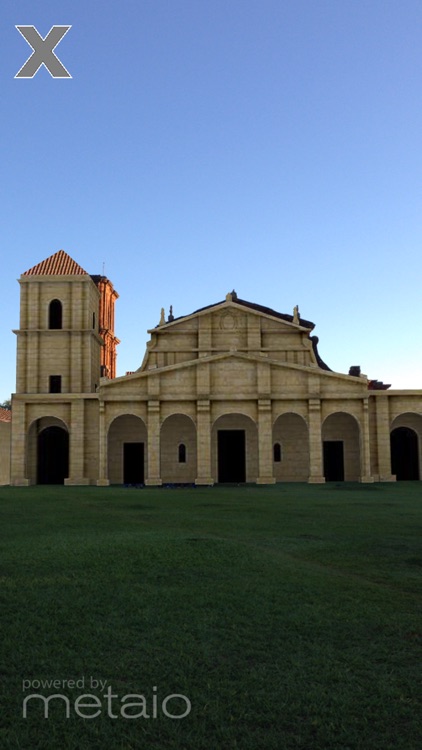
[165,296,315,330]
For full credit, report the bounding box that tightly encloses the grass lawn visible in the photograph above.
[0,482,421,749]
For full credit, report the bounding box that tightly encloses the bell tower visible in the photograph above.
[11,249,120,486]
[91,274,120,379]
[14,250,104,394]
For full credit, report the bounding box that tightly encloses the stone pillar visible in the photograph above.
[308,398,325,483]
[16,282,28,394]
[375,396,395,481]
[10,398,30,485]
[145,400,162,485]
[71,332,82,393]
[96,401,110,486]
[360,398,375,483]
[15,333,27,394]
[198,317,212,357]
[65,399,90,485]
[256,399,276,484]
[195,399,214,485]
[247,315,261,353]
[27,332,39,393]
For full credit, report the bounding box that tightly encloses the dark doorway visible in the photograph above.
[323,441,345,482]
[123,442,144,484]
[37,426,69,484]
[391,428,419,480]
[218,430,246,483]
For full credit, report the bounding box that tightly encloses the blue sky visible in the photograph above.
[1,0,422,399]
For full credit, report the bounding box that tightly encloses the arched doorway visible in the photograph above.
[107,414,147,484]
[391,427,419,480]
[322,412,360,482]
[38,425,69,484]
[390,413,422,481]
[212,413,258,483]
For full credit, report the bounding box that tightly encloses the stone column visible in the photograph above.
[65,399,90,485]
[375,395,395,481]
[16,282,28,394]
[10,398,30,485]
[360,398,375,483]
[308,398,325,483]
[27,332,39,393]
[15,333,27,394]
[70,332,82,393]
[256,399,276,484]
[195,399,214,485]
[96,401,110,486]
[145,400,162,485]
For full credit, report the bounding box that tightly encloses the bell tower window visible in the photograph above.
[49,299,62,329]
[49,375,62,393]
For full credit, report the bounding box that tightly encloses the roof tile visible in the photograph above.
[23,250,88,276]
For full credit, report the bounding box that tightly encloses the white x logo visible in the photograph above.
[15,25,72,79]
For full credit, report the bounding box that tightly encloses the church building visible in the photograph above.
[6,250,422,486]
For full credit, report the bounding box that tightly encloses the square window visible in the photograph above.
[49,375,62,393]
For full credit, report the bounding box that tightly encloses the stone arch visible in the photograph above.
[273,412,309,482]
[212,413,258,483]
[27,417,69,485]
[160,414,197,483]
[108,414,147,484]
[390,413,422,480]
[322,412,360,482]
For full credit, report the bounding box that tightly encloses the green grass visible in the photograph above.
[0,482,421,749]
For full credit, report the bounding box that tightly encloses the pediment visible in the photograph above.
[138,294,323,374]
[102,350,363,384]
[99,349,368,402]
[149,299,312,334]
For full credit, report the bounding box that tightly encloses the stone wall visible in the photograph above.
[0,422,10,485]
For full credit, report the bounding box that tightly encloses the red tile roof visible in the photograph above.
[0,408,11,422]
[23,250,88,276]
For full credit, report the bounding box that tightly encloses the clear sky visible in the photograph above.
[1,0,422,399]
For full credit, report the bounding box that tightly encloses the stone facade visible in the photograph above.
[7,251,422,486]
[0,412,11,485]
